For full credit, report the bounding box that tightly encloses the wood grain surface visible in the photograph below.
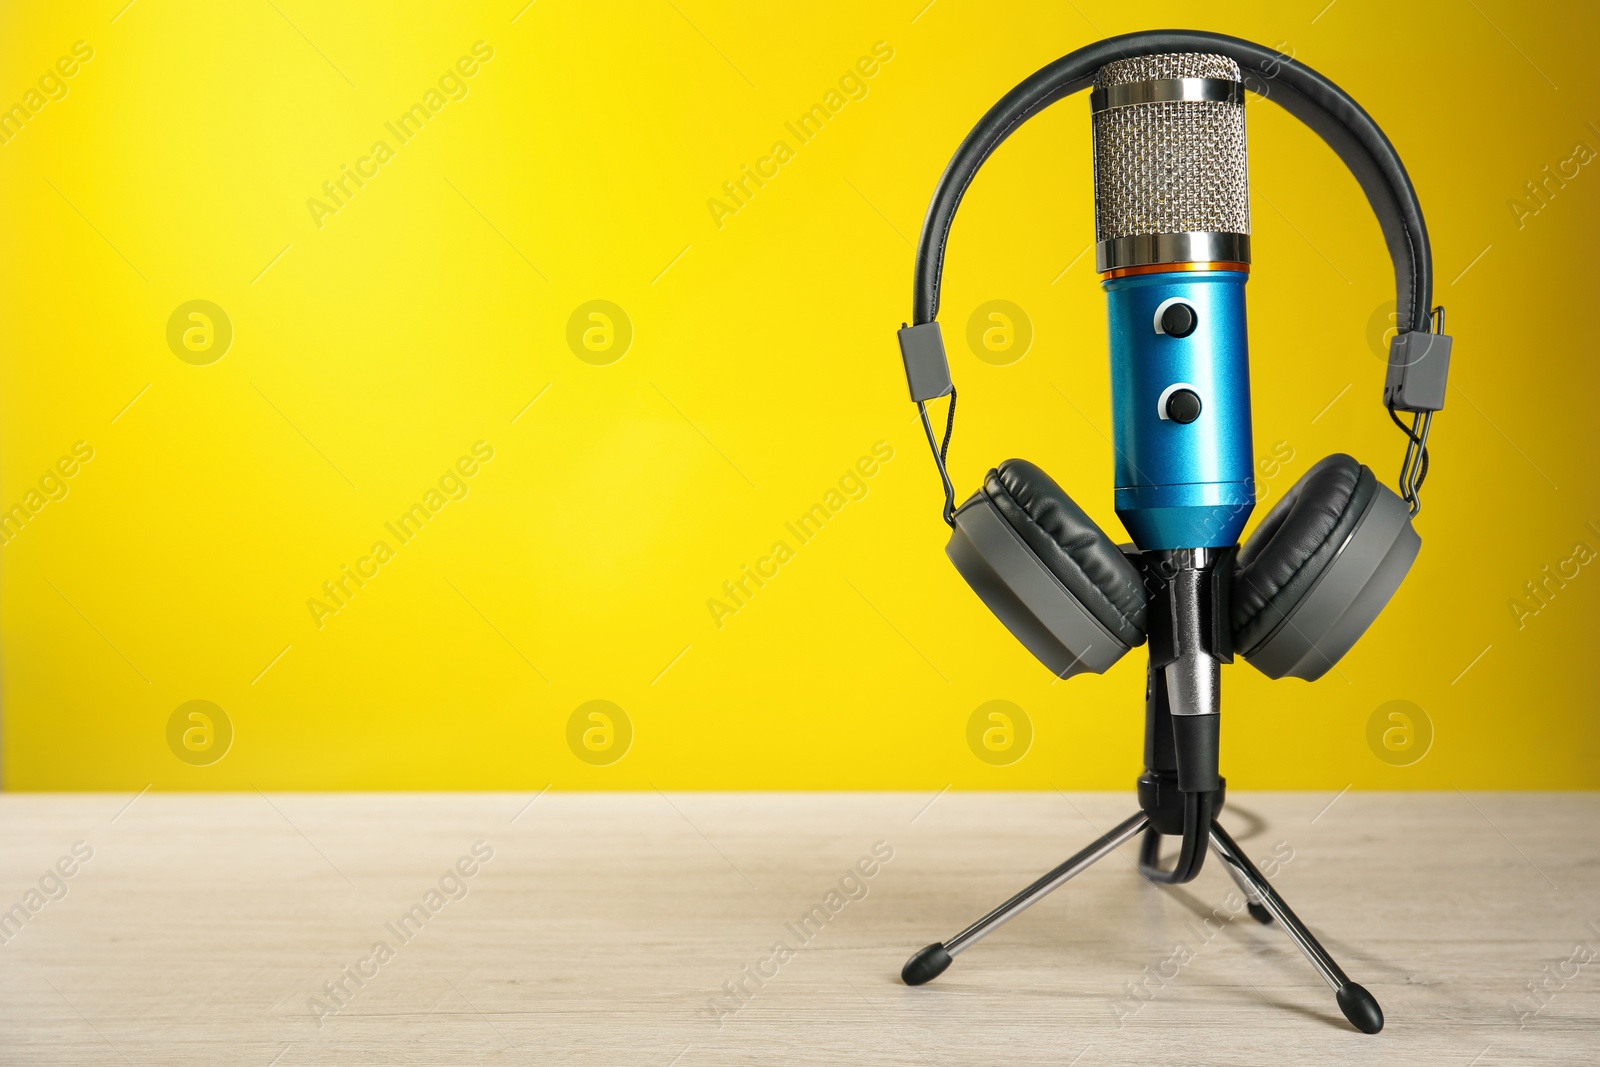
[1,791,1595,1065]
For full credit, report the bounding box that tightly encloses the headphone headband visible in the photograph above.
[912,29,1432,333]
[901,29,1452,516]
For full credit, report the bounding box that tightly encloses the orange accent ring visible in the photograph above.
[1102,261,1250,279]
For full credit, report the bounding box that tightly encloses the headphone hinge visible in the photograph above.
[1383,305,1451,414]
[897,322,953,403]
[1387,306,1447,516]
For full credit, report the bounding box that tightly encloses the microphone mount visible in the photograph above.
[901,549,1386,1034]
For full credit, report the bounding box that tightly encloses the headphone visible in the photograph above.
[895,30,1453,683]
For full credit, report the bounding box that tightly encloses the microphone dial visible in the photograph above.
[1165,388,1203,424]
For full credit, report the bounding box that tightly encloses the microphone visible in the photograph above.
[1092,54,1255,552]
[895,35,1440,1015]
[1091,54,1257,806]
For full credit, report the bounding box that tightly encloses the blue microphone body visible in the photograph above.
[1091,52,1257,551]
[1105,270,1255,550]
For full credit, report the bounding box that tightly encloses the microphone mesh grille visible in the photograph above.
[1097,53,1243,85]
[1093,54,1249,244]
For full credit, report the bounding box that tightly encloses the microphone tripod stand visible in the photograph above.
[899,548,1386,1035]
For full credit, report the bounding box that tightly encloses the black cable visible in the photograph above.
[1137,791,1215,885]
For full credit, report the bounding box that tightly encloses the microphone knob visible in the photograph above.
[1158,301,1198,338]
[1165,388,1203,424]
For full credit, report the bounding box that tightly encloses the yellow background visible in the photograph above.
[1,0,1595,791]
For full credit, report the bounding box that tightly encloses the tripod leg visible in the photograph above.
[1208,821,1384,1034]
[1218,851,1274,924]
[902,811,1149,985]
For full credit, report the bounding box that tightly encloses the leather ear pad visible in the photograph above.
[984,459,1149,646]
[1232,454,1378,654]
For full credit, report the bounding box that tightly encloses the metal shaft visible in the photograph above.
[945,811,1149,956]
[1208,821,1352,992]
[1220,850,1265,907]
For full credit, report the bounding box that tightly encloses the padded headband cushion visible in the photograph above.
[1232,453,1378,654]
[911,29,1432,333]
[985,459,1148,645]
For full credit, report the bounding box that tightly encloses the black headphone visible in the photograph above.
[895,30,1453,682]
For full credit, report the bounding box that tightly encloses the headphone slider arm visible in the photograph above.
[897,322,953,403]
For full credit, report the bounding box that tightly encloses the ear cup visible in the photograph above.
[984,459,1149,645]
[945,458,1150,678]
[1232,453,1420,679]
[1233,454,1375,651]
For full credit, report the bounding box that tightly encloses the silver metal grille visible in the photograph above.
[1092,54,1249,245]
[1097,53,1242,85]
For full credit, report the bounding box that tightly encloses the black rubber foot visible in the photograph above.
[1336,983,1384,1034]
[901,943,952,986]
[1247,901,1273,924]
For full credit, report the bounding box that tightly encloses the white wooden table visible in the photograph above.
[1,791,1594,1065]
